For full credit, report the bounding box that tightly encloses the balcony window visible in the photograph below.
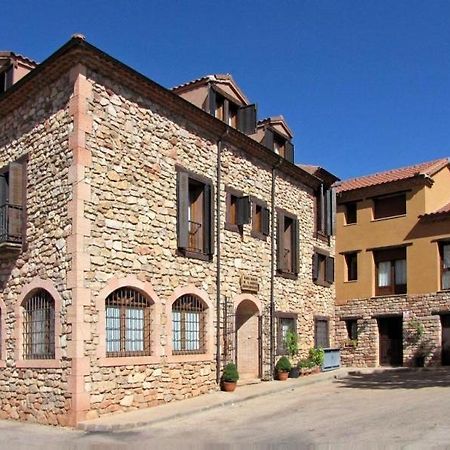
[276,211,299,277]
[441,242,450,290]
[374,247,407,296]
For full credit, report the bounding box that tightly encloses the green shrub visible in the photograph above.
[275,356,292,372]
[284,330,299,359]
[308,347,325,367]
[298,358,310,369]
[222,362,239,382]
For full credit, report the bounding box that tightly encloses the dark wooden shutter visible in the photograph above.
[284,141,294,163]
[262,207,270,236]
[262,128,274,151]
[326,256,335,283]
[176,171,189,250]
[312,252,319,281]
[319,184,325,233]
[8,162,24,238]
[237,104,257,135]
[208,87,216,116]
[5,67,14,90]
[203,182,214,256]
[237,196,251,225]
[330,188,336,236]
[0,174,7,206]
[277,213,286,272]
[292,218,299,274]
[325,188,332,236]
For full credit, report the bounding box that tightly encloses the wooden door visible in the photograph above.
[378,317,403,366]
[441,315,450,366]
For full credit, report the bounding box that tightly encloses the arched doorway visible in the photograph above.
[235,297,261,380]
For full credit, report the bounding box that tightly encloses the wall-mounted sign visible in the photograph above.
[240,273,259,293]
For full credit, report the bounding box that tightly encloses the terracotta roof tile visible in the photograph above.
[421,200,450,218]
[171,74,232,91]
[335,158,449,193]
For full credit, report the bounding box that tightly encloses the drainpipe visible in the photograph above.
[216,129,228,384]
[270,159,283,379]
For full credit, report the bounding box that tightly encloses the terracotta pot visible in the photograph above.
[222,381,237,392]
[277,371,289,381]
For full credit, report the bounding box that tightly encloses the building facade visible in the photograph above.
[0,36,337,426]
[334,159,450,368]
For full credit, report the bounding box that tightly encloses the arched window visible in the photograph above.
[172,294,207,354]
[105,287,151,357]
[23,290,55,360]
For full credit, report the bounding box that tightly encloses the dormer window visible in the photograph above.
[273,135,286,158]
[262,128,294,162]
[0,66,13,94]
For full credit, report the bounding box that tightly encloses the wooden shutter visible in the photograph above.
[203,182,214,256]
[277,213,286,272]
[237,104,257,135]
[262,128,274,151]
[319,184,325,233]
[292,218,299,275]
[5,67,14,90]
[312,253,319,281]
[326,256,335,283]
[176,171,189,250]
[0,174,7,206]
[8,161,24,238]
[325,188,332,236]
[208,87,216,116]
[330,187,336,236]
[261,207,270,236]
[284,141,294,163]
[237,196,251,225]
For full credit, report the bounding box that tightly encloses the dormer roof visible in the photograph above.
[0,51,38,71]
[257,116,293,139]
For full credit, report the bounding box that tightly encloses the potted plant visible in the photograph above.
[284,330,300,378]
[308,347,325,373]
[298,358,310,376]
[221,362,239,392]
[275,356,292,381]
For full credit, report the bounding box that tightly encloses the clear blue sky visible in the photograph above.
[3,1,450,180]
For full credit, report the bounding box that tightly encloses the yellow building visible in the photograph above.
[334,158,450,367]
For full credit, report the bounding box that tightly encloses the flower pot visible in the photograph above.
[277,371,289,381]
[221,381,237,392]
[289,367,300,378]
[312,366,321,374]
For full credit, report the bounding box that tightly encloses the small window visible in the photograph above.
[23,290,55,360]
[172,294,207,355]
[277,212,299,276]
[373,193,406,219]
[345,319,358,341]
[345,202,357,224]
[225,189,251,232]
[313,252,334,285]
[276,314,297,355]
[374,247,407,296]
[177,170,213,258]
[314,318,329,348]
[273,135,286,158]
[441,243,450,290]
[105,288,151,357]
[251,199,270,239]
[345,252,358,281]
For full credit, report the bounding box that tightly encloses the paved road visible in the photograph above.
[1,368,450,449]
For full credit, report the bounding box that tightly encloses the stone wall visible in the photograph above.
[0,74,74,425]
[336,292,450,367]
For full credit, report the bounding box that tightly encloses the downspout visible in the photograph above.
[270,159,283,378]
[216,129,228,384]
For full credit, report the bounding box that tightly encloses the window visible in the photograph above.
[172,294,207,354]
[225,188,251,233]
[208,87,256,134]
[23,290,55,360]
[273,135,286,158]
[0,66,13,94]
[374,247,407,296]
[312,252,334,285]
[441,242,450,290]
[276,313,297,355]
[0,160,25,244]
[344,202,357,224]
[345,252,358,281]
[251,198,270,239]
[105,288,151,357]
[316,185,335,238]
[373,193,406,220]
[277,211,299,276]
[345,319,358,341]
[262,128,294,162]
[177,169,213,259]
[314,318,329,348]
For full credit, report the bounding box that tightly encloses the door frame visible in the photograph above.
[375,314,403,367]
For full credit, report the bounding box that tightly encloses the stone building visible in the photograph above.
[334,158,450,368]
[0,36,337,426]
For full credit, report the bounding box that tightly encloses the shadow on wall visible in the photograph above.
[336,367,450,390]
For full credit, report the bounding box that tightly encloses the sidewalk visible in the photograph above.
[78,367,355,433]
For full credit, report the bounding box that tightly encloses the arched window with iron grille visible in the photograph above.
[172,294,207,355]
[23,289,55,360]
[105,287,152,357]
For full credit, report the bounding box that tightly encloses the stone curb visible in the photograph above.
[78,368,350,433]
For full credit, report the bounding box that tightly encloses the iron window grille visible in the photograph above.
[172,295,207,355]
[105,288,151,357]
[23,290,55,360]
